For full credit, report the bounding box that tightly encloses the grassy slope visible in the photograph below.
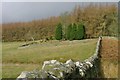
[2,39,97,78]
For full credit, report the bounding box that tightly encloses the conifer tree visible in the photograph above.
[66,24,72,40]
[77,23,85,40]
[70,23,77,40]
[55,23,63,40]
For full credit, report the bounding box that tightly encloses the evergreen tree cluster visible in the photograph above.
[55,23,85,40]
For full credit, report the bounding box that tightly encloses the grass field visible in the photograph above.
[2,39,97,78]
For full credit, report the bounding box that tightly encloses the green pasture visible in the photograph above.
[2,39,97,78]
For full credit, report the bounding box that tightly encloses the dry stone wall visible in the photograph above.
[17,37,102,80]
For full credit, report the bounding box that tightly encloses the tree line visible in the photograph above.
[2,3,118,42]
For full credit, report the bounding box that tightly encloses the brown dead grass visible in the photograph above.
[101,37,118,60]
[100,37,118,78]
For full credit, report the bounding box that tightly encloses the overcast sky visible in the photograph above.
[2,2,118,23]
[2,2,83,23]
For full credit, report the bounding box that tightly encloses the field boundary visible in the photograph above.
[17,37,102,79]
